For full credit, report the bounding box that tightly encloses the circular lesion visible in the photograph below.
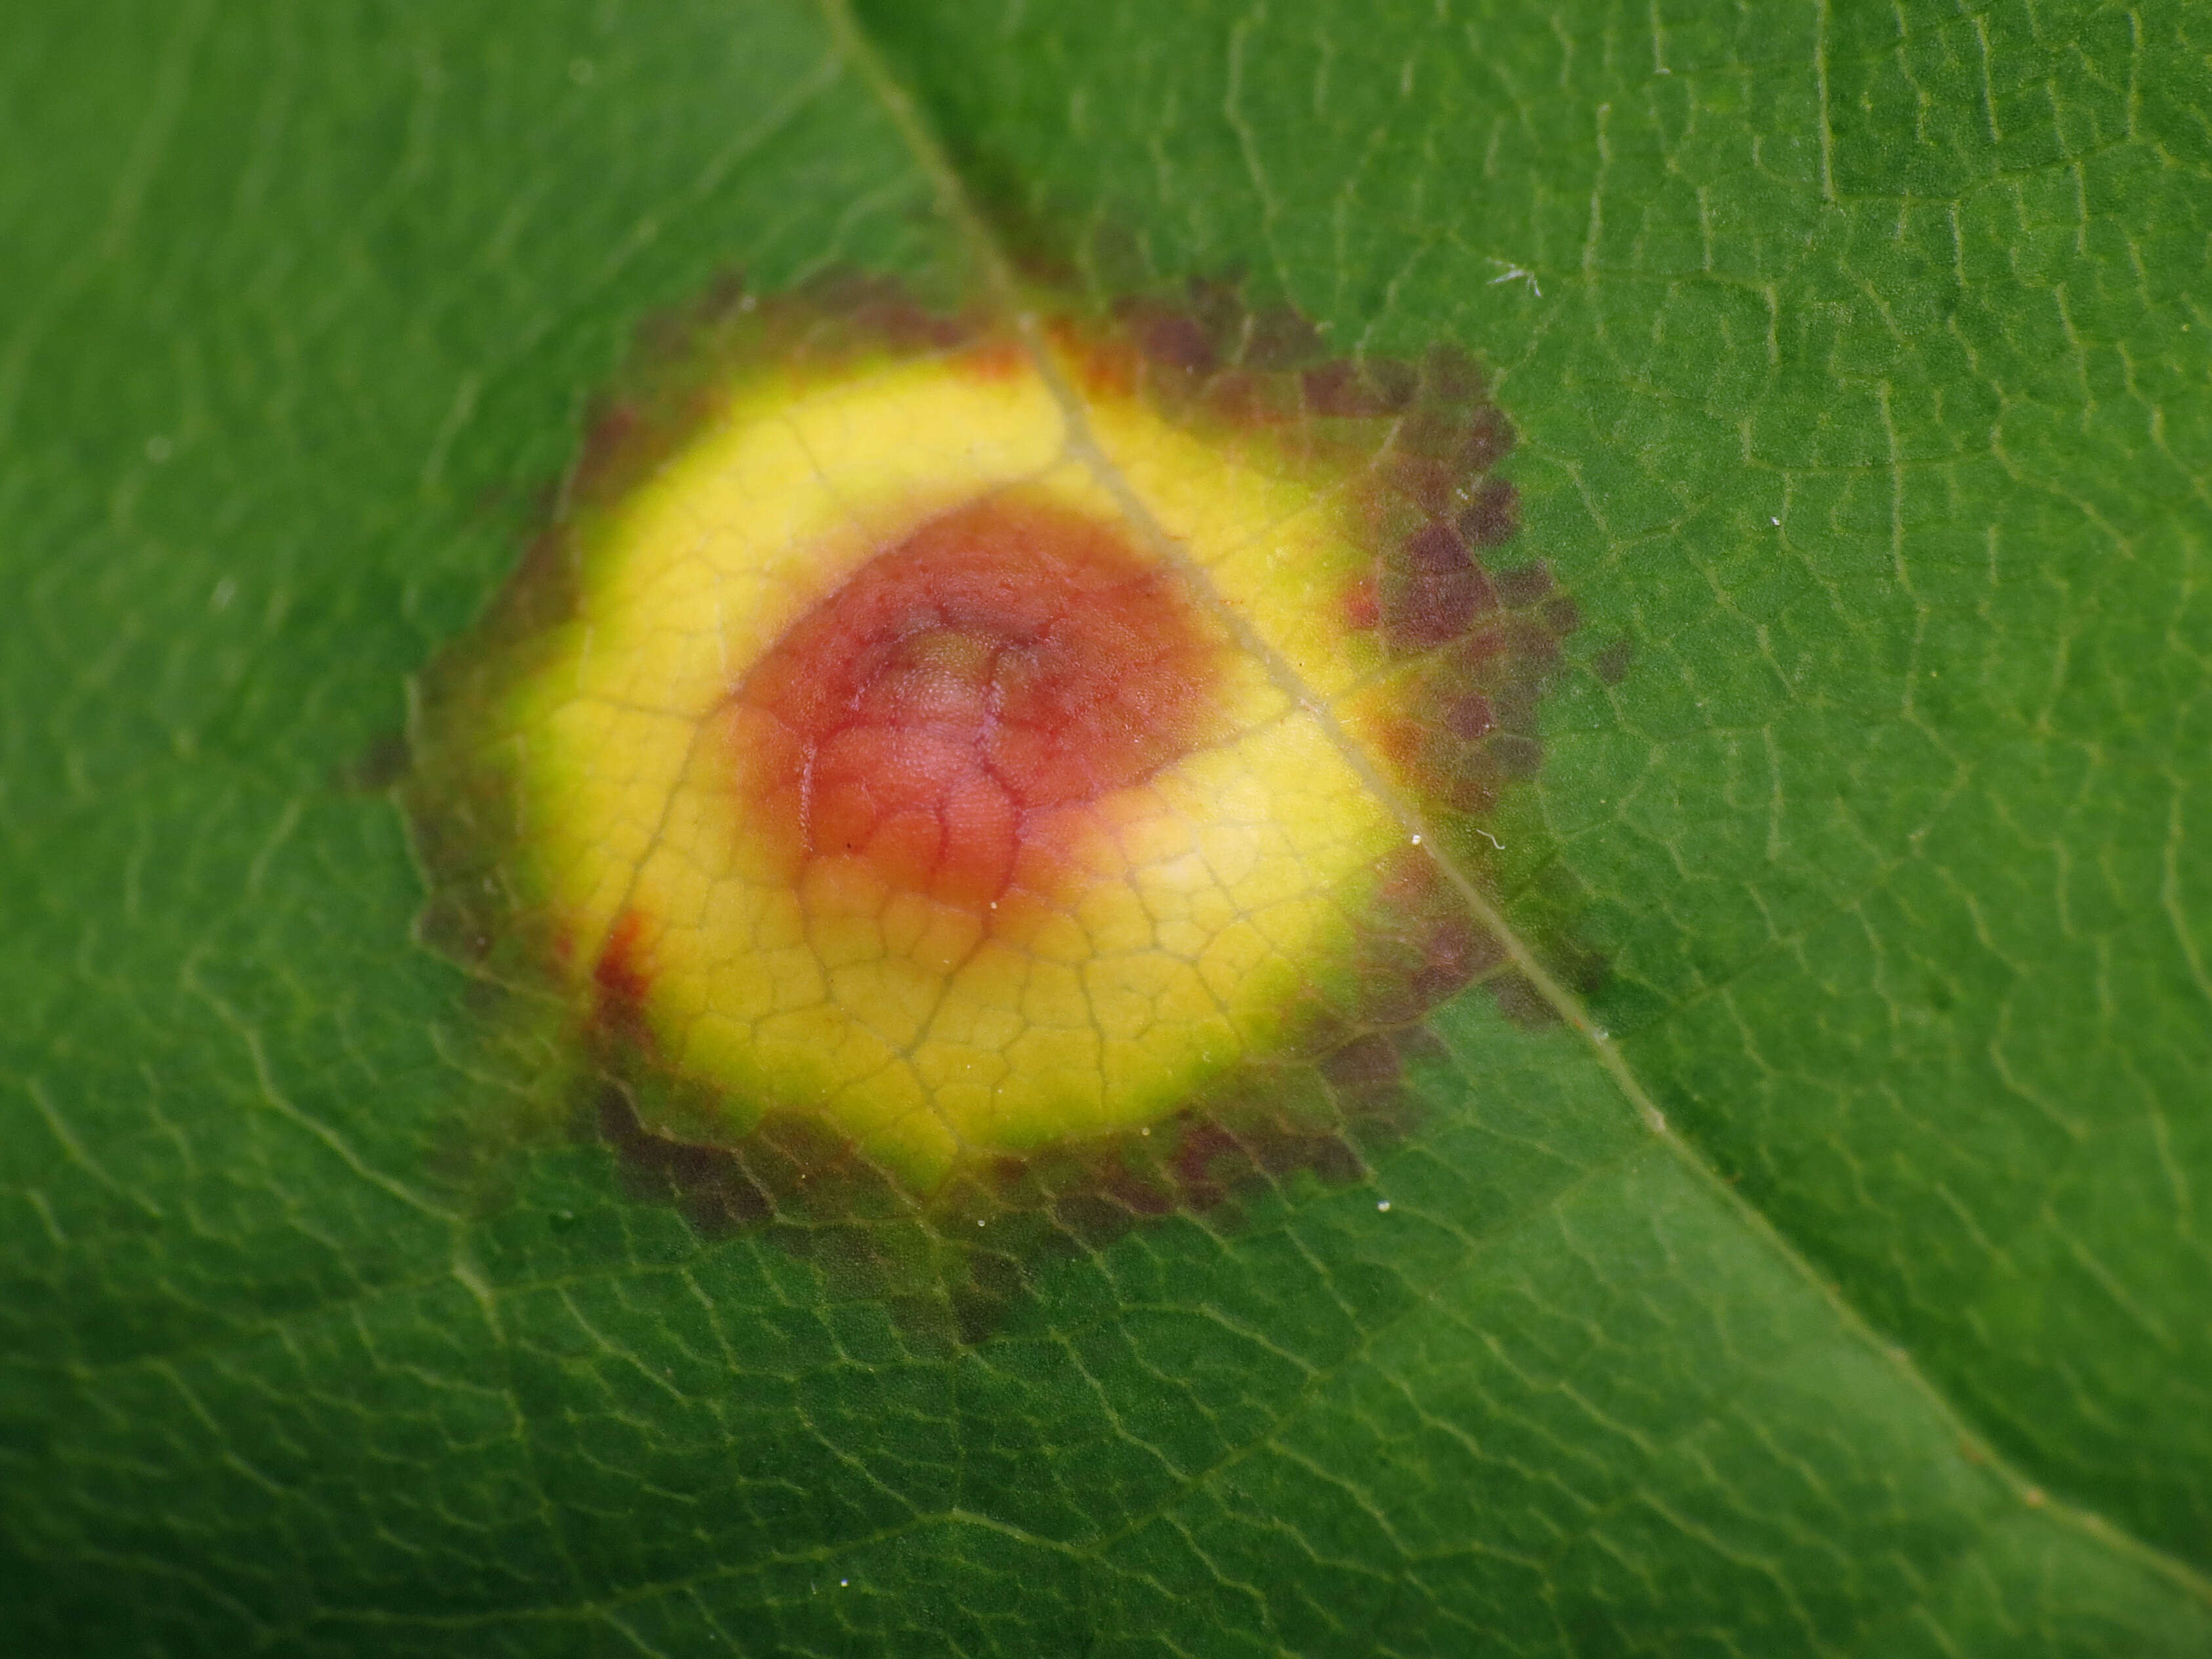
[620,478,1396,1182]
[407,278,1578,1210]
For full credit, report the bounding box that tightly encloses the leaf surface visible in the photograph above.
[4,1,2209,1654]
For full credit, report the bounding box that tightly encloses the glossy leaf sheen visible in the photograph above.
[3,1,2209,1654]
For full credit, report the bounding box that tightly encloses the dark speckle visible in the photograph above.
[1457,479,1520,548]
[1459,406,1514,472]
[334,732,410,793]
[1403,520,1472,574]
[1443,691,1496,740]
[1493,559,1554,608]
[1491,972,1558,1029]
[1593,633,1634,685]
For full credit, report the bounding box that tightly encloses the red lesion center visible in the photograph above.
[730,494,1229,915]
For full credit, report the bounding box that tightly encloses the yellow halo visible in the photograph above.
[481,320,1420,1189]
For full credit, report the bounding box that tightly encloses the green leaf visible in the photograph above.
[5,0,2208,1653]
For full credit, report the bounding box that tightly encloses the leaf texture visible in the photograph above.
[3,0,2209,1654]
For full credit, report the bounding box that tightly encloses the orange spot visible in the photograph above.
[1342,576,1379,631]
[594,909,652,1012]
[726,494,1228,917]
[1047,323,1141,400]
[955,338,1026,382]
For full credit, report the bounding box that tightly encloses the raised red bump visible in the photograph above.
[728,495,1230,916]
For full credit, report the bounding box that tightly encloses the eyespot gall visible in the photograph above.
[406,275,1584,1250]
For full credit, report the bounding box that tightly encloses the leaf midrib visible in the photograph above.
[816,0,2212,1611]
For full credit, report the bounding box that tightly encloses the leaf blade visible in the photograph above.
[5,0,2209,1652]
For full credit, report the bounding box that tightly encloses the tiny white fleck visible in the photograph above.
[1486,260,1542,298]
[1375,1199,1392,1212]
[1409,833,1422,845]
[839,1579,849,1588]
[1769,515,1780,526]
[976,1218,986,1227]
[145,435,172,462]
[1139,1127,1150,1136]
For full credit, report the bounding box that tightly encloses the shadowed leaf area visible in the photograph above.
[3,1,2208,1654]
